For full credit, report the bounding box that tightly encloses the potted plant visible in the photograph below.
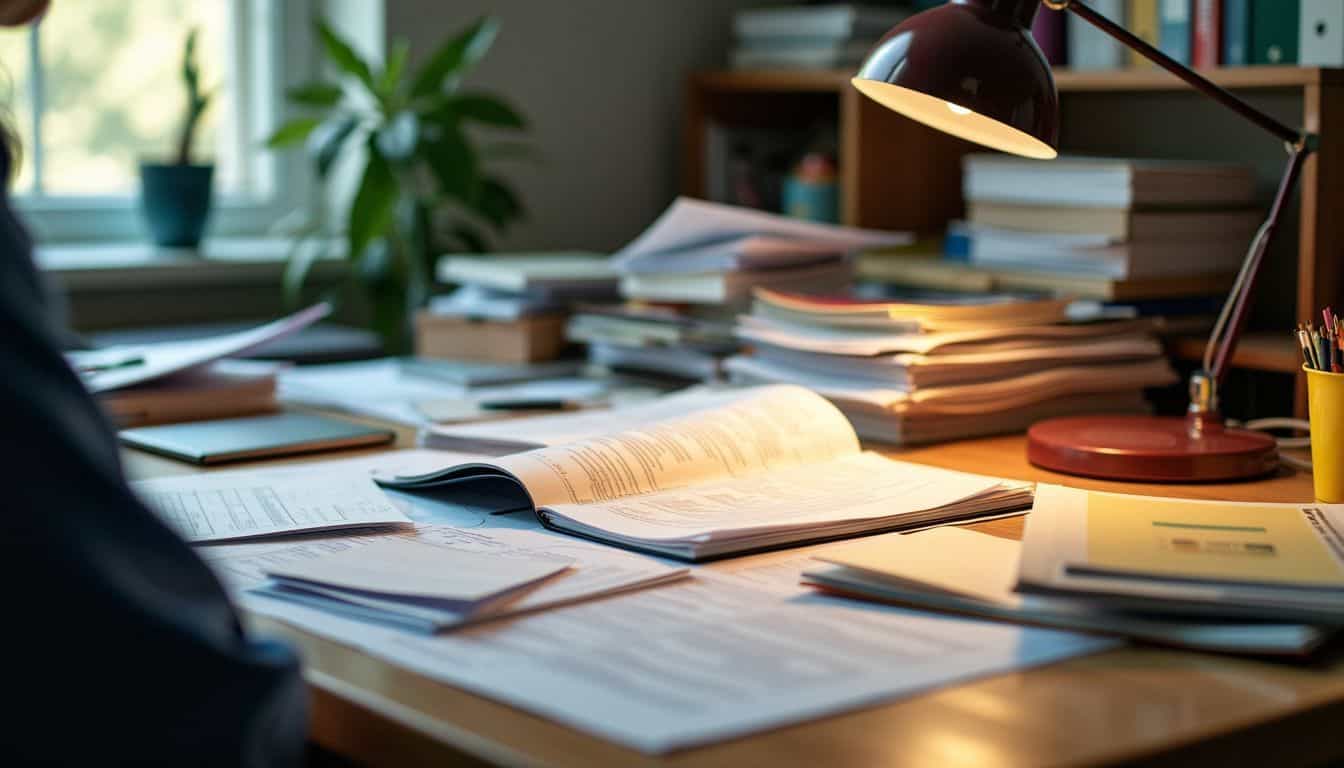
[140,28,215,248]
[267,16,530,352]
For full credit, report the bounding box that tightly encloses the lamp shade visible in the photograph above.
[852,0,1059,159]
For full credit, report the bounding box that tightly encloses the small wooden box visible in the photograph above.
[414,311,568,363]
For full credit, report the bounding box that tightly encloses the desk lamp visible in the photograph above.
[852,0,1313,482]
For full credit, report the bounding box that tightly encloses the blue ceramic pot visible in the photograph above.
[139,163,214,247]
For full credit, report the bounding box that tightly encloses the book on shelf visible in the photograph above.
[1159,0,1194,65]
[1223,0,1251,65]
[1128,0,1163,68]
[1300,0,1344,67]
[1067,0,1124,70]
[382,385,1032,561]
[856,253,1238,301]
[732,4,910,42]
[730,38,877,70]
[1031,6,1067,65]
[1018,484,1344,624]
[1193,0,1222,68]
[802,527,1331,656]
[1250,0,1299,64]
[963,154,1257,210]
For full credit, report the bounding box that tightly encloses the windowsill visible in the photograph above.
[39,237,345,292]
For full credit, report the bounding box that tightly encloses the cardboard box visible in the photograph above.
[414,312,569,363]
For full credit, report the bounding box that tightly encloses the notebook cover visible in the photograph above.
[119,412,395,465]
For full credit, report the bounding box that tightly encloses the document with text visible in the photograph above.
[133,473,412,543]
[237,540,1114,753]
[381,385,1032,560]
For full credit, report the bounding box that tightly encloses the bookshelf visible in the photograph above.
[683,66,1344,417]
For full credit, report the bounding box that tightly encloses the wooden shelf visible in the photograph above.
[1054,65,1342,92]
[1169,332,1300,374]
[692,66,1341,95]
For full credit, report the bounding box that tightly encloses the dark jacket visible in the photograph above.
[0,141,306,766]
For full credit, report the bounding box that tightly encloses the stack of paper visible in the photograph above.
[566,303,739,382]
[431,252,619,321]
[612,197,908,306]
[71,304,329,425]
[804,527,1332,656]
[727,290,1175,444]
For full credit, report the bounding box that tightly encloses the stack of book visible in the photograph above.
[725,289,1177,445]
[861,155,1261,332]
[729,4,909,71]
[419,253,618,363]
[566,303,738,382]
[584,197,909,380]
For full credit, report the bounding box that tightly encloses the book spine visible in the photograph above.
[1031,8,1068,66]
[1223,0,1252,65]
[1193,0,1223,67]
[1299,0,1344,66]
[1250,0,1301,64]
[1128,0,1163,67]
[1067,0,1125,70]
[1159,0,1194,65]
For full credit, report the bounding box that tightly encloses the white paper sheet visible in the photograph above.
[203,524,689,630]
[77,303,330,393]
[240,541,1114,753]
[133,473,411,543]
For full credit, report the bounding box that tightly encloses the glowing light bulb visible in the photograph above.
[945,101,972,116]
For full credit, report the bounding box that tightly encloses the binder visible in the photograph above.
[1250,0,1300,64]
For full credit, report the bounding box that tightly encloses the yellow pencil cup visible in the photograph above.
[1307,365,1344,502]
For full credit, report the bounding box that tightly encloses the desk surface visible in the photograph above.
[127,429,1344,768]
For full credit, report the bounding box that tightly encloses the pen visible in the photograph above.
[75,354,145,374]
[479,399,582,411]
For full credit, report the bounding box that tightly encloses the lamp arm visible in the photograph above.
[1048,0,1301,144]
[1047,0,1319,415]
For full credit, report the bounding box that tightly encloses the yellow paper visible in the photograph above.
[1085,493,1344,587]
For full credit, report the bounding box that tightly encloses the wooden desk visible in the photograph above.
[127,433,1344,768]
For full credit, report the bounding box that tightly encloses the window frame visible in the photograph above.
[13,0,320,244]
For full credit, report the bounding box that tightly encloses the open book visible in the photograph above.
[381,385,1031,560]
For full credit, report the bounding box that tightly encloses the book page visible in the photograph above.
[490,385,860,507]
[541,452,1008,543]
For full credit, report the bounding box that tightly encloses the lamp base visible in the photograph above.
[1026,415,1278,482]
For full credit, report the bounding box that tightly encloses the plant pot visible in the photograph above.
[139,162,214,248]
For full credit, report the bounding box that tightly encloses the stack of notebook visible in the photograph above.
[726,289,1177,445]
[565,302,738,382]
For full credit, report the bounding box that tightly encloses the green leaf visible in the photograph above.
[375,111,420,162]
[306,114,360,177]
[422,126,478,202]
[476,177,523,229]
[449,93,526,129]
[449,222,489,253]
[316,18,375,89]
[287,81,344,107]
[282,229,324,307]
[378,38,411,98]
[346,139,398,267]
[266,117,323,148]
[410,16,499,99]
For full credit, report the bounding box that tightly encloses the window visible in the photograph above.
[0,0,319,242]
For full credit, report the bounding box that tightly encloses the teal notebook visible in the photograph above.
[1250,0,1299,64]
[119,412,395,465]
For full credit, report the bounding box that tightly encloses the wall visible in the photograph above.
[384,0,764,253]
